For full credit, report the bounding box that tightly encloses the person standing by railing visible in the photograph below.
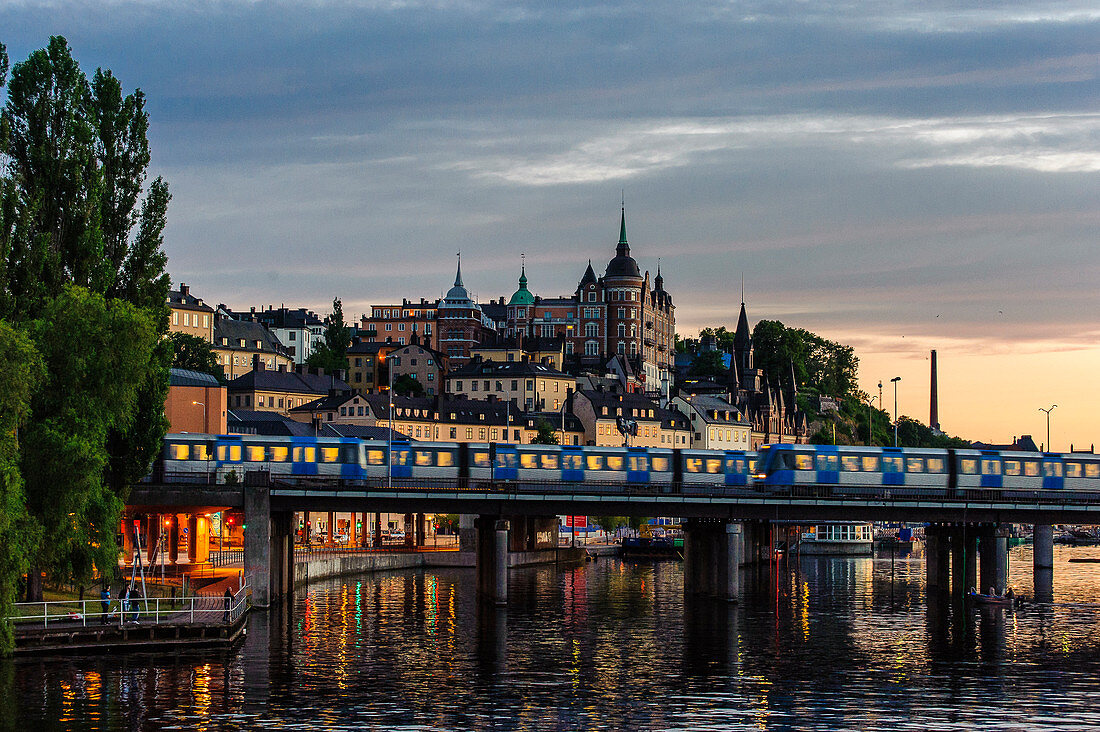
[223,588,232,622]
[100,585,111,625]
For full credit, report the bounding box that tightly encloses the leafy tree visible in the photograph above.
[0,38,172,603]
[306,297,350,372]
[532,418,559,445]
[168,331,221,378]
[698,326,735,352]
[434,514,459,534]
[0,322,44,652]
[393,373,425,397]
[688,350,727,378]
[21,287,158,596]
[752,320,858,398]
[592,516,625,533]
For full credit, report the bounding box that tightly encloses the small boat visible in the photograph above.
[966,590,1023,607]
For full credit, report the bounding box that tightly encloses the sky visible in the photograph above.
[2,0,1098,448]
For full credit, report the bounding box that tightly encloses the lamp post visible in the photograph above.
[890,376,901,447]
[1039,404,1057,452]
[559,399,567,445]
[192,400,206,431]
[387,357,393,490]
[867,395,877,445]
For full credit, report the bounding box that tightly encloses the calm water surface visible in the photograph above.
[7,544,1100,731]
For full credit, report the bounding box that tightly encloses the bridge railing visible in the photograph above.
[7,583,251,630]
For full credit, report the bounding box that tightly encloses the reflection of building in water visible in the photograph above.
[799,522,873,555]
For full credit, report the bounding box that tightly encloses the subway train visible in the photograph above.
[159,434,1100,499]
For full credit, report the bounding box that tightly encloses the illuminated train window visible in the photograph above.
[883,456,903,472]
[1003,460,1021,476]
[473,452,491,468]
[841,455,860,472]
[415,451,433,466]
[981,459,1001,475]
[1087,463,1100,479]
[270,446,289,462]
[1065,462,1083,478]
[651,457,670,472]
[685,458,702,473]
[793,454,813,471]
[540,454,559,470]
[170,444,189,460]
[906,457,925,473]
[861,456,881,472]
[586,455,604,470]
[815,454,838,471]
[246,446,265,462]
[629,456,648,472]
[437,451,455,467]
[494,452,516,469]
[1023,461,1040,477]
[193,444,211,461]
[927,458,946,473]
[705,458,722,473]
[367,450,385,465]
[521,454,538,469]
[960,459,978,475]
[1043,461,1062,478]
[562,454,583,470]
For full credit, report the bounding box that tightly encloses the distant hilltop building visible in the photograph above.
[358,206,675,395]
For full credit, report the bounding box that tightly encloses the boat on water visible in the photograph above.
[966,590,1024,607]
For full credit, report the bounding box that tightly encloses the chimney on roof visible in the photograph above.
[180,283,189,297]
[294,364,304,375]
[250,306,256,314]
[252,354,262,370]
[487,394,497,403]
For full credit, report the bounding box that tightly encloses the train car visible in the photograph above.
[679,449,754,494]
[161,433,217,480]
[754,444,956,499]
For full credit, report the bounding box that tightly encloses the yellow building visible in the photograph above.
[571,388,691,447]
[167,283,215,342]
[213,314,294,380]
[445,357,575,413]
[226,363,352,415]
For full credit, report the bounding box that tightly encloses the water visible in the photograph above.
[8,545,1100,730]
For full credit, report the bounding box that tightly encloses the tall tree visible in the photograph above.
[306,297,350,372]
[532,419,559,445]
[0,321,44,652]
[167,331,221,378]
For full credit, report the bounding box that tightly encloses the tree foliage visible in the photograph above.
[0,37,172,612]
[393,373,425,397]
[752,320,858,398]
[532,418,559,445]
[687,350,727,378]
[168,331,221,378]
[306,296,350,372]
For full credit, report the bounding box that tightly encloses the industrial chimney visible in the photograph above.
[930,350,941,434]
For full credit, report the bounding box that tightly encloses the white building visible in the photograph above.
[671,394,752,451]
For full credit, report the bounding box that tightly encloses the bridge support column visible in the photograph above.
[459,514,477,553]
[245,483,272,608]
[374,513,383,548]
[168,514,179,564]
[950,525,977,595]
[145,514,159,563]
[925,525,950,593]
[978,525,1009,595]
[718,523,743,602]
[270,510,295,600]
[1034,524,1054,602]
[682,521,708,596]
[475,517,509,606]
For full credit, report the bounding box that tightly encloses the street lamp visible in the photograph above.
[559,399,567,446]
[192,400,206,431]
[890,377,901,447]
[1039,404,1057,452]
[387,357,393,490]
[867,395,877,445]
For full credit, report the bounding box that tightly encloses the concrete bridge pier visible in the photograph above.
[245,481,295,608]
[925,524,950,594]
[683,520,743,601]
[475,516,509,606]
[978,525,1010,595]
[1034,524,1054,602]
[718,523,744,602]
[950,525,977,596]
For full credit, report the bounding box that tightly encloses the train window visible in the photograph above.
[926,458,946,473]
[1003,460,1021,476]
[194,444,211,461]
[392,449,411,466]
[1086,463,1100,479]
[794,454,813,471]
[685,458,703,473]
[541,454,559,470]
[269,446,288,462]
[246,446,265,462]
[521,454,538,469]
[705,458,722,473]
[367,450,385,465]
[1023,461,1040,477]
[293,446,316,463]
[228,444,241,461]
[1065,462,1083,478]
[841,455,861,472]
[906,457,925,473]
[563,454,584,470]
[473,452,491,468]
[980,459,1001,476]
[652,457,671,472]
[1044,461,1063,478]
[216,445,226,461]
[606,456,624,471]
[862,456,881,472]
[415,451,433,466]
[815,454,838,471]
[960,459,978,475]
[495,452,517,469]
[170,444,189,460]
[629,456,648,472]
[586,455,605,470]
[437,451,455,467]
[883,456,903,472]
[346,447,358,463]
[321,448,339,463]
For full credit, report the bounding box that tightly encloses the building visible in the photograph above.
[521,411,585,446]
[251,306,325,364]
[361,298,438,350]
[346,340,397,394]
[571,388,691,447]
[471,336,565,371]
[446,357,575,413]
[670,394,752,450]
[437,260,497,366]
[164,368,227,434]
[213,312,294,380]
[288,391,374,427]
[226,363,351,415]
[388,340,446,396]
[167,283,215,342]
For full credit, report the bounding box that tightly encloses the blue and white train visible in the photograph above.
[159,434,1100,499]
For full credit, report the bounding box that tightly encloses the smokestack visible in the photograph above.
[930,349,940,433]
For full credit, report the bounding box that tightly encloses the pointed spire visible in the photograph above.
[519,253,527,287]
[454,252,463,287]
[617,204,629,256]
[580,258,598,287]
[655,257,664,290]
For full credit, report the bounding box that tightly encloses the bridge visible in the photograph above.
[129,473,1090,609]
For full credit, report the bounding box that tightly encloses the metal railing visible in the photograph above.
[8,580,251,629]
[211,550,244,567]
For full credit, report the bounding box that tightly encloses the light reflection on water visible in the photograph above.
[6,545,1100,730]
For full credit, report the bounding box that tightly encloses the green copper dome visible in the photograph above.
[508,265,535,306]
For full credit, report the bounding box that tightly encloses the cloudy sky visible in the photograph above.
[3,0,1098,446]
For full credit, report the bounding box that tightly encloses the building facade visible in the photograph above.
[361,299,439,350]
[446,357,575,413]
[670,394,752,450]
[251,306,325,364]
[571,388,691,447]
[167,283,215,342]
